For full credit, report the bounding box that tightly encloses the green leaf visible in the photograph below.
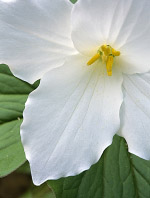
[48,135,150,198]
[0,94,27,124]
[20,183,55,198]
[0,64,38,177]
[0,64,34,95]
[17,162,31,174]
[0,119,25,177]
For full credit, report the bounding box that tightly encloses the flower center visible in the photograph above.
[87,45,121,76]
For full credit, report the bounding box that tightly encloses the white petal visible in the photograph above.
[72,0,121,56]
[72,0,150,73]
[117,0,150,74]
[0,0,76,83]
[21,55,123,185]
[1,0,16,2]
[119,73,150,160]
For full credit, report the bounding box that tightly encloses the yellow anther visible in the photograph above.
[106,55,114,76]
[87,44,120,76]
[101,45,111,56]
[87,53,101,66]
[112,48,121,56]
[102,54,107,64]
[101,45,107,52]
[115,51,120,56]
[105,47,111,56]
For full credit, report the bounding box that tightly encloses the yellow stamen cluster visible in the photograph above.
[87,45,120,76]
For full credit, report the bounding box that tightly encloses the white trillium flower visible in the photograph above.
[0,0,150,185]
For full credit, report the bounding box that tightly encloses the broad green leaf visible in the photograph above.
[0,64,38,177]
[20,183,55,198]
[0,95,27,125]
[0,64,34,95]
[48,135,150,198]
[0,119,25,177]
[17,162,31,174]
